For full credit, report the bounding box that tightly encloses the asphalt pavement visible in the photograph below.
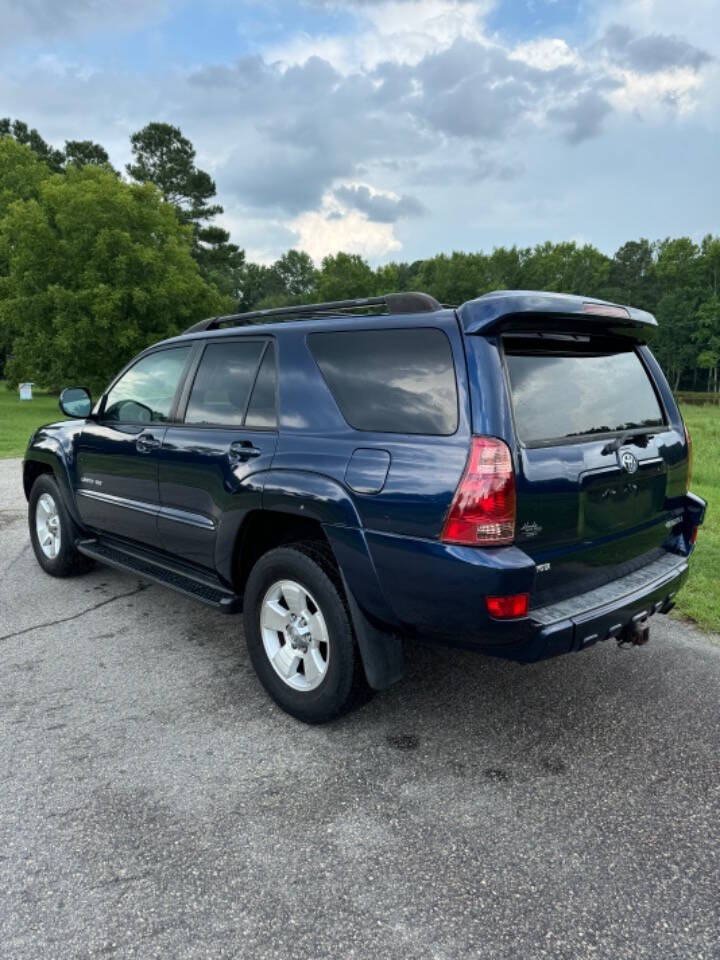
[1,457,719,959]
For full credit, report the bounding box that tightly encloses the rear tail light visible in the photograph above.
[684,423,693,492]
[441,436,516,546]
[486,594,529,619]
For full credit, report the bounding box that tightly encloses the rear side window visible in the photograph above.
[185,341,265,427]
[309,328,458,435]
[503,336,665,445]
[246,344,277,429]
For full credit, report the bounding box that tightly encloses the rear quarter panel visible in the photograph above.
[270,312,473,541]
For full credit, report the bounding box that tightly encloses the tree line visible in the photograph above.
[1,117,718,394]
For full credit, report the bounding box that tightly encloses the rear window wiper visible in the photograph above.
[601,430,655,455]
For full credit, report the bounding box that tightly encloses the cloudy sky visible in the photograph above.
[2,0,719,264]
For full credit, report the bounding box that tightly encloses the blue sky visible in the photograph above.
[2,0,718,264]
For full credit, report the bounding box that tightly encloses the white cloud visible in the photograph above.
[590,0,720,52]
[217,209,301,265]
[510,38,579,71]
[263,0,493,73]
[289,191,402,260]
[334,181,425,220]
[1,0,717,265]
[609,67,706,114]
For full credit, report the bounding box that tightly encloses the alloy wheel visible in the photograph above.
[260,579,330,691]
[35,492,61,559]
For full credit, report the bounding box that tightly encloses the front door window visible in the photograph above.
[103,348,192,423]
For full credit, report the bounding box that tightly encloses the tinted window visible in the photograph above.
[104,347,191,423]
[185,341,264,426]
[504,337,665,444]
[245,345,277,429]
[309,329,458,435]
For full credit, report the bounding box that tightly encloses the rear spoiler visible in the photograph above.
[457,291,656,339]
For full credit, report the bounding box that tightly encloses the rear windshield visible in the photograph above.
[309,328,458,435]
[503,336,665,445]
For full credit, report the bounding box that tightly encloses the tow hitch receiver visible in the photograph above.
[618,616,650,647]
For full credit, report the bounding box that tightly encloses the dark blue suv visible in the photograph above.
[23,290,706,722]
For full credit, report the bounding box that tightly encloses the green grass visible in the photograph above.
[0,383,67,458]
[1,382,717,631]
[674,405,720,632]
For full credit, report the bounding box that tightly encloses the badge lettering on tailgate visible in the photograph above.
[520,520,542,538]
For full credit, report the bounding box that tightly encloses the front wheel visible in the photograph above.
[243,544,364,723]
[28,474,93,577]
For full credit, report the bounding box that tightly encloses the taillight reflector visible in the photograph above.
[486,594,529,619]
[684,423,693,492]
[441,436,516,546]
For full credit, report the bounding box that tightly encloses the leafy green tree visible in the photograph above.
[0,117,65,171]
[0,163,228,393]
[700,235,720,297]
[245,250,319,312]
[237,262,283,312]
[415,252,488,304]
[374,259,423,294]
[520,241,611,296]
[697,349,719,393]
[652,290,699,391]
[2,124,719,393]
[0,137,51,217]
[605,239,657,307]
[314,252,377,301]
[126,122,243,293]
[195,225,246,300]
[64,139,112,168]
[655,237,703,294]
[271,250,317,299]
[694,295,720,392]
[1,120,113,173]
[0,139,54,370]
[126,122,221,224]
[486,246,528,291]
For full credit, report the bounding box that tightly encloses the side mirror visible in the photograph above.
[59,387,93,419]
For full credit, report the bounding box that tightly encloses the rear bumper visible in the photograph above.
[330,493,704,663]
[512,552,689,663]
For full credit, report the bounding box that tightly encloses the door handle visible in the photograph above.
[228,440,262,463]
[136,432,161,454]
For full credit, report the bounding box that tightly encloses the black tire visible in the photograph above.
[243,542,366,723]
[28,474,93,577]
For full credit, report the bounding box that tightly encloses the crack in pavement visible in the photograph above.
[0,583,151,643]
[0,541,30,576]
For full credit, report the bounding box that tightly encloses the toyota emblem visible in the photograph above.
[620,450,639,474]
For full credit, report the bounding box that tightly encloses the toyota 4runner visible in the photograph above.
[23,290,706,722]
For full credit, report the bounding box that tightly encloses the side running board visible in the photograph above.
[76,538,242,613]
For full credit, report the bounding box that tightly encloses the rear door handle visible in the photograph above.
[136,432,161,453]
[229,440,262,463]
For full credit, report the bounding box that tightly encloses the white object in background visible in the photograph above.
[19,382,34,400]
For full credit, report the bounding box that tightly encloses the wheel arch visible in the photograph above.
[215,469,363,587]
[23,442,84,528]
[225,466,405,691]
[23,458,54,500]
[232,509,332,594]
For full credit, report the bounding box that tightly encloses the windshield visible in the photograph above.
[503,336,665,445]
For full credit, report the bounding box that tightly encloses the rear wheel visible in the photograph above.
[28,474,93,577]
[243,543,364,723]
